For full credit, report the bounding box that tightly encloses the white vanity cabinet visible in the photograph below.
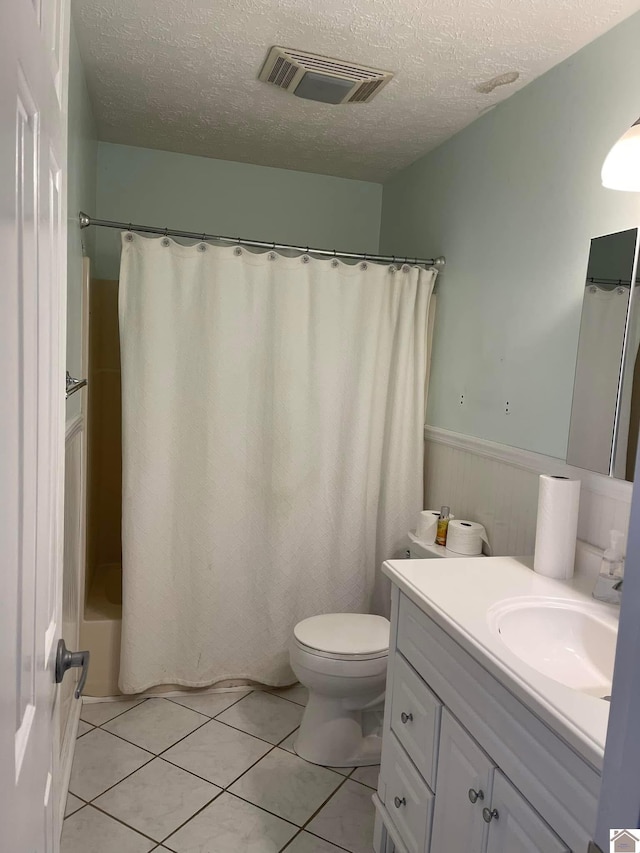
[373,585,600,853]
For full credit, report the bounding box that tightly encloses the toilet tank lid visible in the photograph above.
[294,613,390,656]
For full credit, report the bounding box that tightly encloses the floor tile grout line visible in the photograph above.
[276,773,359,853]
[69,751,156,805]
[300,772,351,830]
[159,788,302,848]
[86,690,303,753]
[299,828,359,853]
[165,687,253,716]
[217,755,347,842]
[83,724,158,756]
[263,687,308,707]
[70,740,363,844]
[71,714,300,811]
[70,759,370,853]
[156,735,286,845]
[79,801,169,847]
[202,714,302,749]
[97,708,212,755]
[80,697,148,728]
[158,742,344,846]
[279,824,356,853]
[70,695,372,852]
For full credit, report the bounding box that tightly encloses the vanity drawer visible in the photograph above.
[381,731,435,853]
[390,653,442,788]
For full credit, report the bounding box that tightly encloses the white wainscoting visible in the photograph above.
[424,426,633,556]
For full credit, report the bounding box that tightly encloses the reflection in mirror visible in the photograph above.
[567,229,640,479]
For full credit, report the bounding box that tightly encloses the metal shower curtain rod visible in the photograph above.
[78,212,446,269]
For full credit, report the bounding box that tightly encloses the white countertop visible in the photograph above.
[382,553,618,771]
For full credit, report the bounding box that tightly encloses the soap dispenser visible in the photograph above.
[592,529,625,604]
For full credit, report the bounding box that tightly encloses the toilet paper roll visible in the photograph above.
[445,520,490,556]
[415,510,441,545]
[533,475,581,579]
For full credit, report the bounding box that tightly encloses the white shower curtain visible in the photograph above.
[118,234,436,693]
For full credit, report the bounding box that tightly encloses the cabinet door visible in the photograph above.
[486,771,570,853]
[430,709,494,853]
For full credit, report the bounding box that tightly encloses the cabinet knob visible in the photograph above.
[394,796,406,809]
[468,788,484,804]
[400,712,413,724]
[482,807,499,823]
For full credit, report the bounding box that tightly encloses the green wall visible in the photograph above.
[381,12,640,459]
[67,18,98,418]
[94,143,383,279]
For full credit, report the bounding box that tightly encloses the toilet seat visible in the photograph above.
[293,613,389,661]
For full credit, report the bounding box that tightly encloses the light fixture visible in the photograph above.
[601,118,640,191]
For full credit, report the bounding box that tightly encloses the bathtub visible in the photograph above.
[81,563,123,696]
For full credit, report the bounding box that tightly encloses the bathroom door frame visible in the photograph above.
[594,451,640,847]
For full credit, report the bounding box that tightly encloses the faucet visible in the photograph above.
[592,575,623,605]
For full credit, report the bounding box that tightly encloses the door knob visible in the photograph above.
[394,796,406,809]
[468,788,484,804]
[400,712,413,724]
[482,807,499,823]
[55,639,90,698]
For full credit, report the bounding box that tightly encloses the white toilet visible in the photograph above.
[290,612,390,768]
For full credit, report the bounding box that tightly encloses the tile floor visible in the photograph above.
[62,685,379,853]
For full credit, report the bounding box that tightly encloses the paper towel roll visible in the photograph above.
[533,475,581,579]
[446,520,489,556]
[416,510,441,544]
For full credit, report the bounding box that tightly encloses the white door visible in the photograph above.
[485,771,569,853]
[0,0,69,849]
[430,709,495,853]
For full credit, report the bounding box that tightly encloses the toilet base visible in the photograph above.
[293,693,383,767]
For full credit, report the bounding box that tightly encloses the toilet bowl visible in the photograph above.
[290,613,390,768]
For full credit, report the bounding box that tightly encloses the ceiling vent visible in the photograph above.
[258,46,393,104]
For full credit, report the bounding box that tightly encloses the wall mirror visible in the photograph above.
[567,228,640,479]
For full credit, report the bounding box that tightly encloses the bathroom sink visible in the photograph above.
[487,597,618,698]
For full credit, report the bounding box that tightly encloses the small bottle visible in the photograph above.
[435,506,451,546]
[601,529,625,579]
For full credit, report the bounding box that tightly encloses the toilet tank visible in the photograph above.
[405,531,484,559]
[405,532,449,559]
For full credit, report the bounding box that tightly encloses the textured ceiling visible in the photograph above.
[73,0,640,182]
